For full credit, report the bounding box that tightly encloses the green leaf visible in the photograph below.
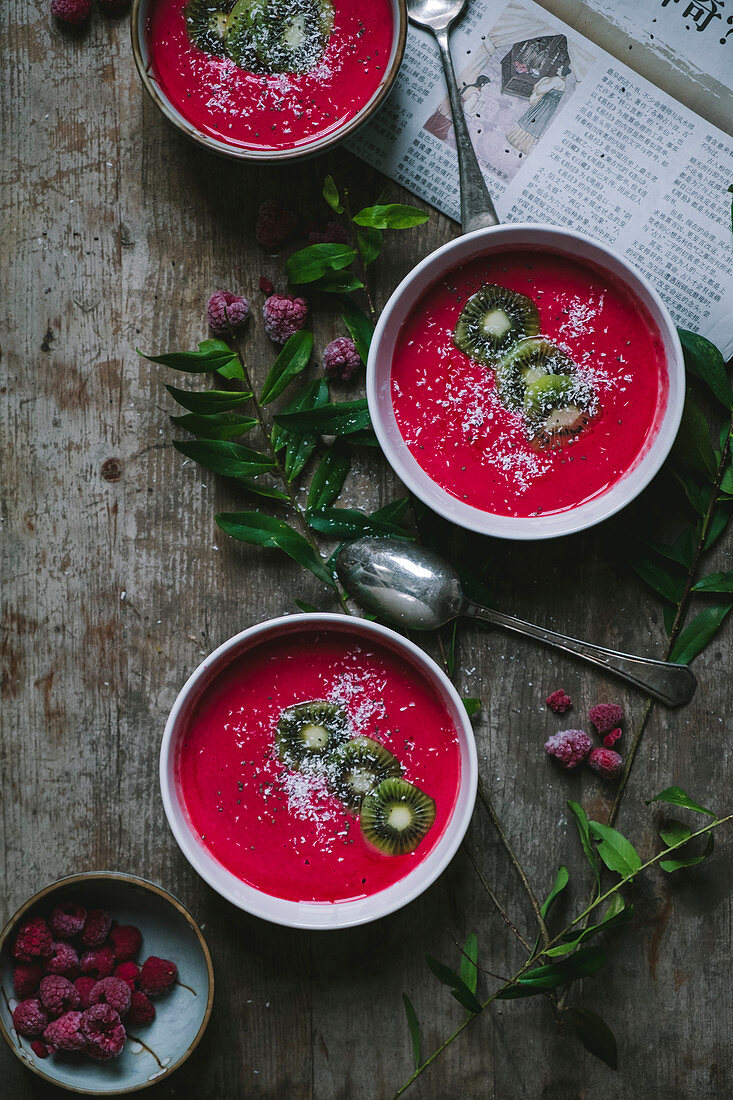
[170,412,258,439]
[402,994,421,1072]
[459,933,478,996]
[497,946,606,999]
[308,508,410,540]
[567,801,601,892]
[357,226,383,267]
[274,399,372,437]
[705,507,730,550]
[660,831,714,872]
[659,821,692,847]
[721,465,733,495]
[677,329,732,410]
[541,866,569,920]
[348,429,380,447]
[461,697,481,717]
[547,896,633,955]
[215,512,335,588]
[668,602,732,663]
[323,174,344,214]
[693,570,733,594]
[271,379,329,481]
[627,557,685,604]
[235,479,290,502]
[165,385,253,415]
[672,470,713,515]
[311,271,364,294]
[646,785,715,817]
[567,1007,618,1070]
[260,331,313,406]
[286,243,357,283]
[341,300,375,365]
[307,439,351,512]
[140,339,238,374]
[673,397,718,478]
[371,498,409,524]
[174,439,275,479]
[425,955,482,1015]
[216,357,246,381]
[588,822,642,878]
[663,602,677,636]
[353,203,430,230]
[294,599,320,613]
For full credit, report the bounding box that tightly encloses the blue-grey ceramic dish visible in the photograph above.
[0,872,214,1094]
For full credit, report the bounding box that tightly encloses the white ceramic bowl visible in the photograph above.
[367,223,686,540]
[160,614,478,929]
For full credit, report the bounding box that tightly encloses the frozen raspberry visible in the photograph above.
[255,200,297,250]
[46,941,80,979]
[81,1004,126,1058]
[50,0,92,23]
[12,916,53,962]
[109,924,142,962]
[138,956,177,997]
[44,1011,86,1052]
[39,975,80,1017]
[262,293,308,345]
[603,727,623,748]
[323,336,360,382]
[80,944,116,979]
[588,703,624,735]
[587,747,624,779]
[207,290,250,337]
[12,999,49,1037]
[74,976,98,1009]
[546,688,572,714]
[50,902,87,940]
[90,977,132,1018]
[30,1039,49,1058]
[305,220,348,245]
[114,961,141,989]
[13,963,45,998]
[127,990,156,1027]
[81,908,111,948]
[545,729,592,770]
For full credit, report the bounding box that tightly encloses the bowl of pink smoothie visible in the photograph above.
[132,0,407,161]
[160,614,477,929]
[367,223,685,540]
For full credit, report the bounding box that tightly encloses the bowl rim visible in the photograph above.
[130,0,408,163]
[366,222,686,540]
[159,612,478,930]
[0,871,215,1095]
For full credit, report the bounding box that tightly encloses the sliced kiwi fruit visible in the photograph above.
[494,337,575,411]
[184,0,235,56]
[228,0,334,74]
[523,374,595,449]
[360,777,436,856]
[224,0,262,69]
[453,284,540,364]
[329,737,402,810]
[276,700,348,767]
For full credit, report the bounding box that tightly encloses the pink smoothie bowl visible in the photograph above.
[367,223,686,541]
[160,614,478,930]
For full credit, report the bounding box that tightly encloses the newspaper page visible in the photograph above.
[348,0,733,358]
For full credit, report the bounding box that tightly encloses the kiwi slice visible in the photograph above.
[329,737,402,810]
[230,0,334,74]
[276,700,348,767]
[224,0,262,69]
[453,284,540,364]
[360,777,436,856]
[184,0,235,56]
[495,337,575,411]
[523,374,594,449]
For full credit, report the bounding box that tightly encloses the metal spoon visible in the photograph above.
[336,538,697,707]
[407,0,499,233]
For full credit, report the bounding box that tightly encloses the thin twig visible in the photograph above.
[463,844,531,952]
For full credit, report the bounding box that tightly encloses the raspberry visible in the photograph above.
[587,747,624,779]
[50,0,92,23]
[305,220,348,245]
[138,956,177,997]
[47,941,80,979]
[255,200,297,250]
[109,924,142,962]
[80,944,116,979]
[12,916,53,962]
[588,703,624,735]
[262,293,308,345]
[74,976,98,1009]
[13,963,45,998]
[603,727,623,748]
[546,688,572,714]
[30,1040,49,1058]
[545,729,592,770]
[50,902,87,940]
[39,975,80,1018]
[81,908,111,948]
[259,275,275,296]
[114,961,141,989]
[90,977,132,1018]
[127,990,156,1027]
[207,290,250,337]
[44,1011,86,1052]
[322,336,360,382]
[81,1004,126,1058]
[12,999,49,1037]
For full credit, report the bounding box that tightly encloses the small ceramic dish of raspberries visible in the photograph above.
[0,873,213,1094]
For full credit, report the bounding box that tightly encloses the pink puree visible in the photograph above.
[392,250,668,518]
[146,0,394,151]
[177,629,461,903]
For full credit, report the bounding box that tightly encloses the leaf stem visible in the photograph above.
[342,188,378,322]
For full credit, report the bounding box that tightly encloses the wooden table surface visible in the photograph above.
[2,5,731,1099]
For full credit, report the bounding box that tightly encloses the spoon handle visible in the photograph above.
[432,27,500,233]
[464,603,696,707]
